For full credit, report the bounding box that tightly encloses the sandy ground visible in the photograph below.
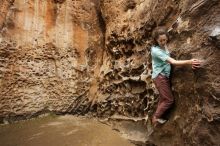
[0,115,135,146]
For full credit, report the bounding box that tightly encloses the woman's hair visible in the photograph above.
[152,26,169,45]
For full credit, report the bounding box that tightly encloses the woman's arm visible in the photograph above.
[166,57,202,69]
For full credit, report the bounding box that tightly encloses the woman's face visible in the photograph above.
[157,34,168,47]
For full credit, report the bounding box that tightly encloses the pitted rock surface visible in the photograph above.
[0,0,219,145]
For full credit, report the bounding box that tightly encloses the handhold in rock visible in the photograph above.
[209,26,220,48]
[210,26,220,37]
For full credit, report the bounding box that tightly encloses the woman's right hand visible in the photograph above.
[191,59,202,69]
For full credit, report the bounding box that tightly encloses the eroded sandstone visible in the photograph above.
[0,0,219,145]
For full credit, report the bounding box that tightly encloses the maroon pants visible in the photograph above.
[153,74,174,118]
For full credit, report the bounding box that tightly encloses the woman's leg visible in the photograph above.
[153,74,174,120]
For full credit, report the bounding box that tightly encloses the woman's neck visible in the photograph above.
[159,45,166,50]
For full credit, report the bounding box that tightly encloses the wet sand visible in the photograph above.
[0,115,135,146]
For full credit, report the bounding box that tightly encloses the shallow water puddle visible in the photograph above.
[0,115,135,146]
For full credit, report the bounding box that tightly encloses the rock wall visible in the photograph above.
[0,0,104,118]
[0,0,219,145]
[98,0,220,145]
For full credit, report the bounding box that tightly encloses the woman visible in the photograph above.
[151,27,202,126]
